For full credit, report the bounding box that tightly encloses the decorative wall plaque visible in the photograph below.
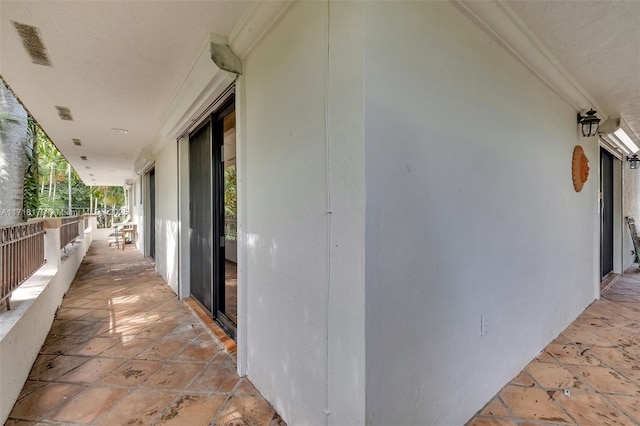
[572,145,589,192]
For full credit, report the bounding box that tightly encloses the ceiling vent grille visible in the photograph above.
[80,155,87,160]
[72,139,82,146]
[55,106,73,121]
[11,21,52,66]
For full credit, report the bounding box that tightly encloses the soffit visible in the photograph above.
[0,1,251,185]
[507,0,640,141]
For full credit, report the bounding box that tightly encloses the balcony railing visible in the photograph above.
[0,221,46,310]
[60,216,80,250]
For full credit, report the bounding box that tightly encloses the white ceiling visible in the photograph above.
[507,0,640,142]
[1,1,638,187]
[0,1,251,185]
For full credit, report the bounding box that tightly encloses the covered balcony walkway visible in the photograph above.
[5,241,284,426]
[469,273,640,425]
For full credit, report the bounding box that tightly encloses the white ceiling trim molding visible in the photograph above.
[160,43,237,140]
[453,0,603,115]
[228,0,294,59]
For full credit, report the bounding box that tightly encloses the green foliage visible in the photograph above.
[224,165,236,216]
[22,117,39,218]
[34,127,125,217]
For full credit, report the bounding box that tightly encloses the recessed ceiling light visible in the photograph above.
[89,173,94,176]
[80,155,87,160]
[85,166,90,169]
[111,128,128,134]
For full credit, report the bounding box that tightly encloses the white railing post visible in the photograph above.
[77,215,85,237]
[43,219,62,268]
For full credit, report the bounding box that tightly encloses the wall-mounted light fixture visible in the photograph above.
[577,109,601,137]
[628,154,640,169]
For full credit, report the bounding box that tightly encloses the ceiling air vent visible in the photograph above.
[55,106,73,121]
[72,139,82,146]
[80,155,87,160]
[11,21,52,66]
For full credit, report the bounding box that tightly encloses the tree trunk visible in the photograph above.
[0,80,28,226]
[48,167,53,197]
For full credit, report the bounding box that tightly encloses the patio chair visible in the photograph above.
[626,217,640,264]
[108,217,130,249]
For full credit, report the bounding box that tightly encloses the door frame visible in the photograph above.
[178,87,238,337]
[144,167,156,260]
[598,142,624,283]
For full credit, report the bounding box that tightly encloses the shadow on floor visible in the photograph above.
[6,241,285,426]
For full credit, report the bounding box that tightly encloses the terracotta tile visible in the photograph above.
[75,308,113,321]
[174,340,221,362]
[551,334,571,345]
[4,420,33,425]
[16,380,45,401]
[509,370,536,387]
[48,319,93,335]
[101,359,164,387]
[535,350,557,364]
[478,397,510,418]
[64,336,120,356]
[164,323,207,341]
[235,378,261,397]
[9,382,85,420]
[525,361,590,391]
[51,386,128,423]
[57,357,125,383]
[39,335,89,355]
[467,419,517,426]
[499,385,572,423]
[143,362,206,390]
[136,321,180,339]
[96,389,179,426]
[99,336,154,358]
[214,395,279,426]
[604,332,640,349]
[568,365,640,395]
[155,394,226,426]
[28,354,89,381]
[212,352,237,364]
[616,368,640,387]
[195,331,214,341]
[135,339,187,360]
[544,343,602,366]
[591,347,640,370]
[75,320,116,336]
[608,394,640,423]
[556,391,636,425]
[189,361,239,393]
[7,242,279,426]
[561,328,616,347]
[54,307,94,321]
[149,300,186,311]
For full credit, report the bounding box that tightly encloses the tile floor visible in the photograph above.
[6,241,284,426]
[468,272,640,425]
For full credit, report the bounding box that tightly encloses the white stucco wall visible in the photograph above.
[362,2,598,425]
[243,2,365,424]
[154,142,179,295]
